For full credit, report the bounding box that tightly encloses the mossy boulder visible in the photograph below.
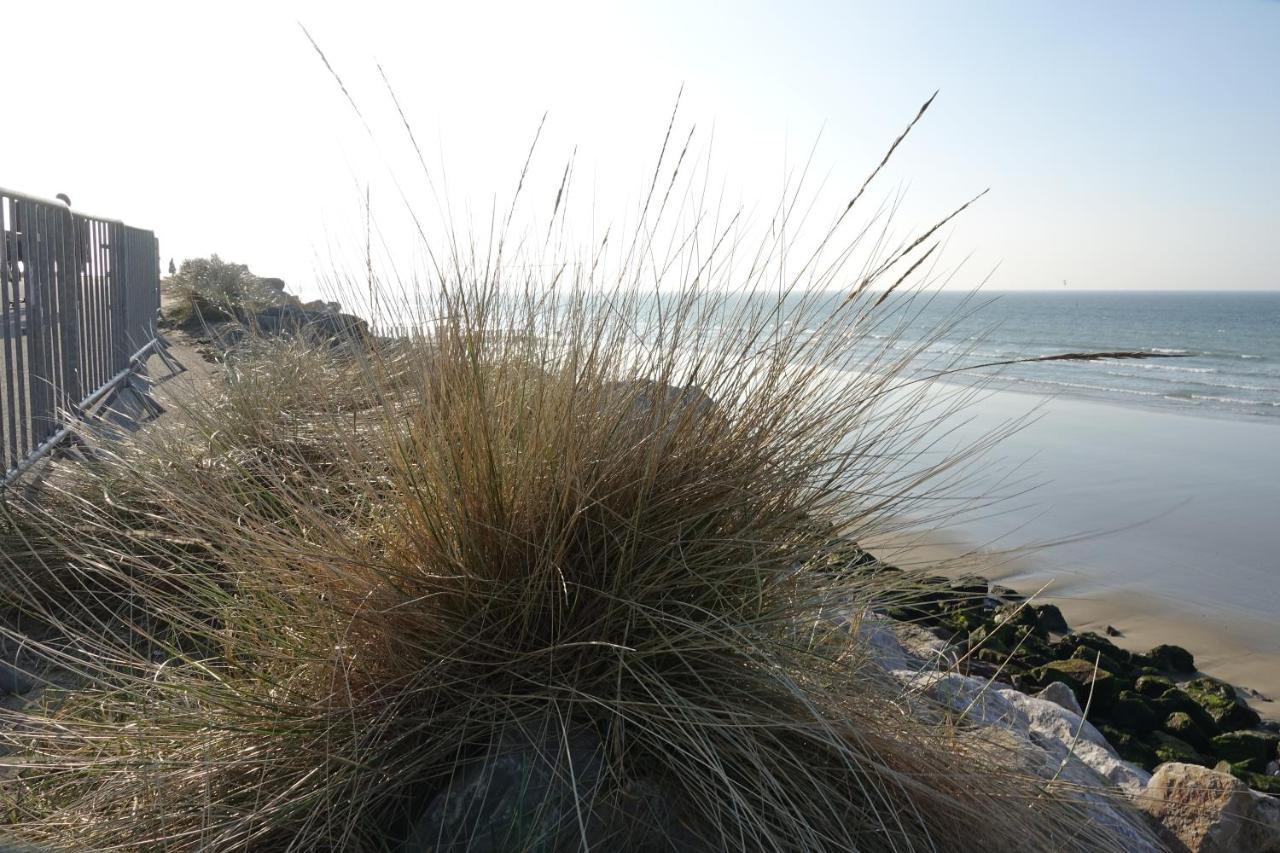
[1126,650,1159,671]
[1152,689,1222,738]
[1161,711,1215,755]
[967,624,1012,655]
[883,592,949,624]
[1148,643,1196,674]
[1069,644,1130,677]
[1104,690,1160,734]
[947,577,990,615]
[994,601,1038,630]
[939,609,986,637]
[1032,603,1070,635]
[948,576,988,594]
[976,647,1019,669]
[1069,631,1126,656]
[969,617,1053,666]
[1008,628,1055,668]
[886,579,953,622]
[880,605,923,624]
[1182,677,1261,731]
[1244,771,1280,795]
[989,584,1024,603]
[819,541,881,574]
[1097,724,1160,772]
[1032,658,1120,711]
[1134,674,1174,699]
[1055,632,1136,676]
[1210,730,1280,774]
[1148,730,1212,767]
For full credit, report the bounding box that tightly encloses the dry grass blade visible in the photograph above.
[0,91,1159,853]
[844,90,938,216]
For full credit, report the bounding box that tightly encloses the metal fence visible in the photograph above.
[1,186,161,486]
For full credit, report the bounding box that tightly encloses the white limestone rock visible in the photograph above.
[997,687,1151,794]
[1035,680,1084,716]
[1137,762,1280,852]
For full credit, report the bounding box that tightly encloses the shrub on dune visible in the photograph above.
[161,255,289,328]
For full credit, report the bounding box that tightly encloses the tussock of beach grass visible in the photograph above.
[0,96,1159,851]
[0,300,1157,851]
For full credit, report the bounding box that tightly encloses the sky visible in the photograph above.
[3,0,1278,303]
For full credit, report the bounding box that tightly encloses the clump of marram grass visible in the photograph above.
[0,103,1158,851]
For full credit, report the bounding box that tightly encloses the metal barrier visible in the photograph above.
[1,187,167,488]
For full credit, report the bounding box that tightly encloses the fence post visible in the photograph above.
[24,201,54,444]
[57,205,83,406]
[1,194,21,472]
[106,221,121,372]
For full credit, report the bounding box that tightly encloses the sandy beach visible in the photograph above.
[866,381,1280,718]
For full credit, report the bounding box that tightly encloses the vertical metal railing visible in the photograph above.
[1,187,160,485]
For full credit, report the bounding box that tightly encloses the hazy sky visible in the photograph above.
[4,1,1278,301]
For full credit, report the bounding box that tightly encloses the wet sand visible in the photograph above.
[861,382,1280,718]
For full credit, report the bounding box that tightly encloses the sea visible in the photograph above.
[846,290,1280,691]
[852,290,1280,422]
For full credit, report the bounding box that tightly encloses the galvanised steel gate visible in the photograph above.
[1,187,164,487]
